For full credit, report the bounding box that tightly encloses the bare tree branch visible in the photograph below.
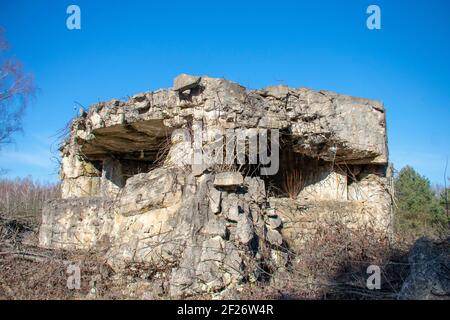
[0,27,35,148]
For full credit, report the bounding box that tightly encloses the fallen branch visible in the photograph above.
[0,250,53,263]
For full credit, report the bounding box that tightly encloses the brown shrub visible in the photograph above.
[236,222,410,300]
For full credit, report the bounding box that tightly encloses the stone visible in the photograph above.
[165,128,193,168]
[265,207,277,217]
[118,167,182,217]
[169,245,202,297]
[236,214,254,245]
[266,215,282,229]
[223,242,244,281]
[245,177,266,203]
[203,219,227,238]
[214,172,244,188]
[208,186,222,214]
[195,236,227,291]
[222,194,241,222]
[134,100,150,110]
[259,85,289,99]
[173,74,201,92]
[226,203,240,222]
[192,163,206,177]
[398,237,450,300]
[266,228,283,246]
[270,249,289,269]
[200,236,225,262]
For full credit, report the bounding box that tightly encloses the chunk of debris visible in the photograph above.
[173,74,201,92]
[213,172,244,188]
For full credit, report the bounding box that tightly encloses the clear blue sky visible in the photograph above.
[0,0,449,184]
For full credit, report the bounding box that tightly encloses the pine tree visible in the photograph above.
[394,166,446,237]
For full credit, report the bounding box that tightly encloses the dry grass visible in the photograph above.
[282,167,304,200]
[275,151,320,200]
[231,214,414,300]
[0,246,119,300]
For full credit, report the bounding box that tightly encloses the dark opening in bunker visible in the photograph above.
[77,120,173,194]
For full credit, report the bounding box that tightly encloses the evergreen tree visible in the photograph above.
[394,166,446,237]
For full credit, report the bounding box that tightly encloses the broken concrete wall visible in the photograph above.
[39,198,114,249]
[100,157,124,198]
[60,149,102,198]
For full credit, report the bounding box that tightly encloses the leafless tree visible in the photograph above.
[0,27,35,148]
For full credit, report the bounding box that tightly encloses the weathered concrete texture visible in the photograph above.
[118,167,184,217]
[299,169,348,201]
[40,74,392,297]
[39,198,114,249]
[269,198,392,252]
[213,172,244,188]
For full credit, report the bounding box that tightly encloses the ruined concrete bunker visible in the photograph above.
[39,74,393,296]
